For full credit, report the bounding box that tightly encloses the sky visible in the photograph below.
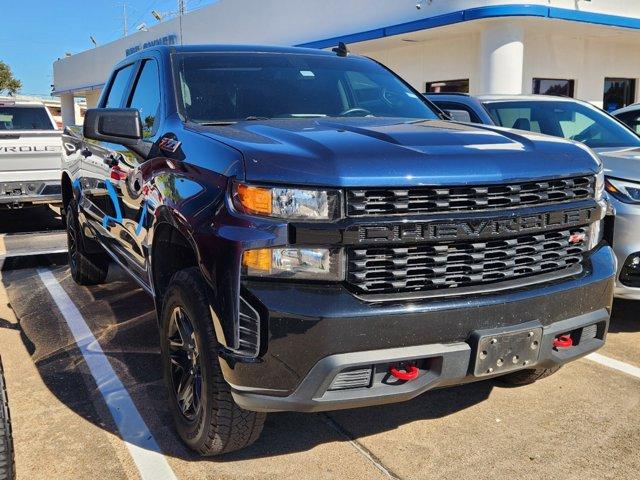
[0,0,216,97]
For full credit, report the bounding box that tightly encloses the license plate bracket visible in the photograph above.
[473,326,543,377]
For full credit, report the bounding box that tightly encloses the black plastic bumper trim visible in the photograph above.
[231,308,609,413]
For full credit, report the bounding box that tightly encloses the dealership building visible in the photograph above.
[53,0,640,125]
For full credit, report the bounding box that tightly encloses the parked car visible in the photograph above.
[427,93,640,300]
[61,45,615,455]
[0,97,62,209]
[0,357,14,480]
[611,103,640,134]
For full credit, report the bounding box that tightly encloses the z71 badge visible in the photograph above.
[158,137,181,153]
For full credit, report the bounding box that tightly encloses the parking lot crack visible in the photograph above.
[322,413,403,480]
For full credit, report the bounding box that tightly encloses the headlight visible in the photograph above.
[595,169,605,201]
[232,182,341,220]
[605,177,640,204]
[242,247,344,280]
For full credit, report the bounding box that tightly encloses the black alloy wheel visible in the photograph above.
[65,199,109,285]
[167,306,203,422]
[161,267,266,455]
[66,209,79,274]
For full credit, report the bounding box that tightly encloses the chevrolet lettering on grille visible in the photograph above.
[352,208,595,244]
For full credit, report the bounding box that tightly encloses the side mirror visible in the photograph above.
[445,109,472,123]
[83,108,142,146]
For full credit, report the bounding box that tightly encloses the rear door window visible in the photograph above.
[105,64,135,108]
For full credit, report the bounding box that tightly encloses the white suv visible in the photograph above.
[0,97,62,209]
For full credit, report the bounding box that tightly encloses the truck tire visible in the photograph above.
[0,358,15,480]
[66,200,109,285]
[160,267,265,456]
[498,365,562,386]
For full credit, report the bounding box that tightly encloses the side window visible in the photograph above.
[105,64,135,108]
[617,111,640,134]
[127,60,161,137]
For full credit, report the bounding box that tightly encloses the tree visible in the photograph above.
[0,61,21,95]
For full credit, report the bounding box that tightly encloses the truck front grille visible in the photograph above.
[346,176,594,217]
[347,228,588,294]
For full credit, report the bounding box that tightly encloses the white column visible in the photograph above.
[85,90,101,108]
[478,21,525,95]
[60,93,76,127]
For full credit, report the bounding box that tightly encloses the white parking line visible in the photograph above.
[586,352,640,380]
[37,269,178,480]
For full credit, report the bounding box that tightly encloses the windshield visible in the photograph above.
[0,106,55,131]
[483,100,640,149]
[173,52,438,123]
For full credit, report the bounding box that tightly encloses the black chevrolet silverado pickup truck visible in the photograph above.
[60,45,616,455]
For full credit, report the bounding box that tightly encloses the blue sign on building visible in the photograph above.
[126,34,178,56]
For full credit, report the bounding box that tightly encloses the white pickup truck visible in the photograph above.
[0,97,62,209]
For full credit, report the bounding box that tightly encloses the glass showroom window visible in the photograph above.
[603,78,636,112]
[532,78,575,97]
[425,79,469,93]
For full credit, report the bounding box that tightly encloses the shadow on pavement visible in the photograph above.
[0,261,568,463]
[0,205,63,234]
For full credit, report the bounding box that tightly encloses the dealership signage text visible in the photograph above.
[126,34,178,56]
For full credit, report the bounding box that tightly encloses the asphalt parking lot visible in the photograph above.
[0,208,639,480]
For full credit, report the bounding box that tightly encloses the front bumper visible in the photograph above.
[223,245,616,412]
[609,197,640,299]
[232,310,608,412]
[0,179,61,206]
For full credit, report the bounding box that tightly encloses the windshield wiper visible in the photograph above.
[242,116,271,121]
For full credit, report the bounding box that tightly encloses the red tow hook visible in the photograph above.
[553,334,573,349]
[389,363,420,381]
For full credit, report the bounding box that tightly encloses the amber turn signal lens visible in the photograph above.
[242,248,272,272]
[605,180,618,194]
[236,184,272,215]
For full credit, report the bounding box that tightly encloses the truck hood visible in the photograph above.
[593,147,640,181]
[193,118,601,187]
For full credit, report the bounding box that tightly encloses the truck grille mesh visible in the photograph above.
[346,176,594,217]
[347,228,588,294]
